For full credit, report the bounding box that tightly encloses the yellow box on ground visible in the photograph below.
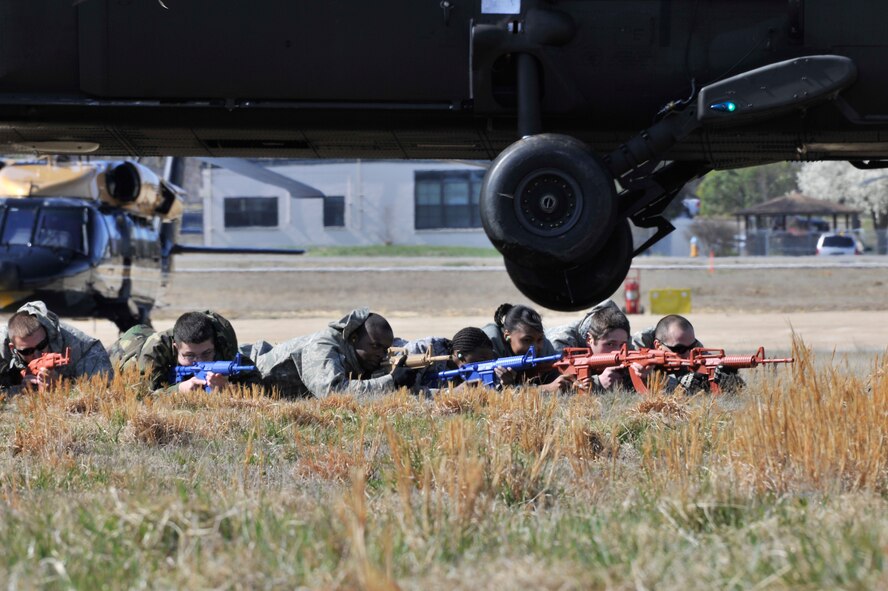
[650,289,692,314]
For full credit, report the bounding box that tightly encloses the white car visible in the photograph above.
[815,233,860,256]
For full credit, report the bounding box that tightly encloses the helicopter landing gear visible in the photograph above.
[479,50,699,310]
[103,298,153,332]
[481,55,858,311]
[136,303,153,327]
[479,132,711,311]
[502,219,633,311]
[480,133,617,269]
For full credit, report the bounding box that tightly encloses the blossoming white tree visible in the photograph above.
[797,161,887,253]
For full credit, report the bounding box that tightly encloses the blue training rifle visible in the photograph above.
[172,353,257,392]
[436,346,563,388]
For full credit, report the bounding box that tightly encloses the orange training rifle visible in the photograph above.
[554,346,678,394]
[677,346,794,394]
[22,347,71,378]
[554,345,793,394]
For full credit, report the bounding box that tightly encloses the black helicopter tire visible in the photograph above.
[503,218,633,312]
[480,133,617,269]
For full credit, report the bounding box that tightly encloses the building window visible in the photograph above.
[414,170,484,229]
[223,197,278,228]
[324,195,345,227]
[180,210,204,234]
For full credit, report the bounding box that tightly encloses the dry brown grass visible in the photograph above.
[339,471,402,591]
[128,410,197,445]
[276,403,329,427]
[726,340,888,494]
[319,394,362,414]
[10,412,78,457]
[0,337,885,589]
[294,446,364,482]
[635,395,689,420]
[432,385,488,415]
[8,373,109,456]
[368,388,423,416]
[293,417,380,483]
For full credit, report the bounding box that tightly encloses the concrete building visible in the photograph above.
[201,159,493,249]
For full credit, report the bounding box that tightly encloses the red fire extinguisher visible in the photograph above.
[623,269,643,314]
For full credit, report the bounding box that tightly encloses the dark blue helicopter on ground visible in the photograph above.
[0,159,302,330]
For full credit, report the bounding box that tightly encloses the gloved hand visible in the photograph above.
[390,355,416,388]
[714,366,745,392]
[678,371,709,393]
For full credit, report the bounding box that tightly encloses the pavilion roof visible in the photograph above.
[734,191,860,216]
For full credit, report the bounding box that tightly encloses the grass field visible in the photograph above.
[0,341,885,589]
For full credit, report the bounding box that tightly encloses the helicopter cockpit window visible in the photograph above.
[34,207,85,253]
[0,207,37,246]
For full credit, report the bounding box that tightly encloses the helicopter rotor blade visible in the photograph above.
[197,158,325,200]
[169,244,305,255]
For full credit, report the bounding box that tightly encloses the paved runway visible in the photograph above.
[6,254,887,354]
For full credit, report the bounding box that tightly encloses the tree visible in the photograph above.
[696,162,800,216]
[688,217,738,256]
[797,161,888,253]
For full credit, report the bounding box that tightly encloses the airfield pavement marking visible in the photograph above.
[172,261,888,273]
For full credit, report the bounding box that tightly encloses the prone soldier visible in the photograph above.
[578,304,634,393]
[482,303,572,392]
[381,335,452,390]
[0,300,112,393]
[631,314,742,393]
[108,310,257,394]
[252,308,416,399]
[384,327,508,391]
[545,300,622,352]
[631,314,703,356]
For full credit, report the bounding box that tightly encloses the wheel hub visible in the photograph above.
[539,193,558,213]
[514,169,583,237]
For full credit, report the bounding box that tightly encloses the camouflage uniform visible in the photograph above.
[109,310,256,393]
[239,340,274,364]
[252,308,398,399]
[545,300,621,351]
[0,300,112,390]
[107,324,156,368]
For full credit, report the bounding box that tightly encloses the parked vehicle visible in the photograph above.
[815,233,860,256]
